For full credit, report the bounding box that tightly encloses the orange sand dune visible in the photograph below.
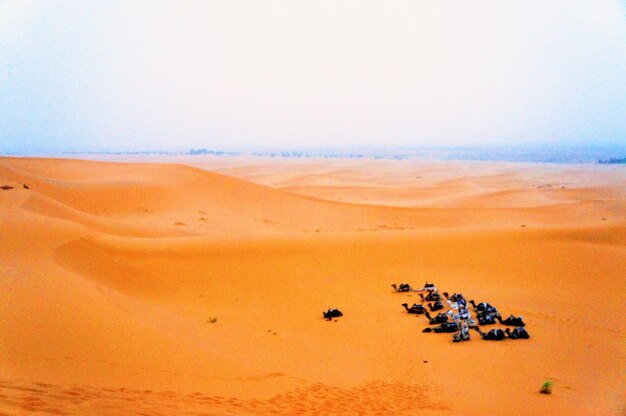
[1,156,624,415]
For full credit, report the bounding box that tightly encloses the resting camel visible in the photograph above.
[505,327,530,339]
[469,300,498,317]
[496,314,525,327]
[391,283,413,293]
[472,327,506,340]
[323,308,343,320]
[469,300,489,311]
[443,292,465,302]
[478,314,497,325]
[417,282,438,293]
[424,311,448,324]
[427,300,444,311]
[479,306,499,318]
[402,303,426,314]
[419,292,441,302]
[423,322,459,333]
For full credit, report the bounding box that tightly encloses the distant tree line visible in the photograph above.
[597,157,626,164]
[188,148,240,156]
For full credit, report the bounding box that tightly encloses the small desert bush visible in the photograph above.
[540,381,553,394]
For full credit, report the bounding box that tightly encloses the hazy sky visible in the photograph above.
[1,1,625,153]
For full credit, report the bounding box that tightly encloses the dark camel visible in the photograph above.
[477,314,496,325]
[402,303,426,314]
[443,292,462,301]
[424,311,448,324]
[427,300,444,311]
[422,282,438,292]
[323,308,343,320]
[419,292,441,302]
[496,314,525,327]
[473,327,506,340]
[469,299,489,311]
[505,327,530,339]
[391,283,412,293]
[423,322,459,333]
[469,300,498,317]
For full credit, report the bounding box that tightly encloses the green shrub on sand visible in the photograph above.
[540,381,553,394]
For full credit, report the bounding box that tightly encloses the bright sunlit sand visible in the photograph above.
[1,156,624,415]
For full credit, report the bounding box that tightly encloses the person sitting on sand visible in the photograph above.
[459,307,471,320]
[452,323,471,342]
[446,307,458,321]
[444,292,467,309]
[446,306,470,322]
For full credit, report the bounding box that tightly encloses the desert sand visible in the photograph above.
[1,155,624,415]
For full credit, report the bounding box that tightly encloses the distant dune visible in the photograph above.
[1,156,624,415]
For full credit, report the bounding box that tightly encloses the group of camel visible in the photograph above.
[322,281,530,343]
[393,282,530,342]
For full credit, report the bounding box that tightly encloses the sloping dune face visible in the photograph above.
[0,157,624,415]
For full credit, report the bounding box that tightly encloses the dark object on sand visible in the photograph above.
[402,303,426,314]
[478,314,497,325]
[469,300,498,316]
[323,308,343,320]
[23,184,29,189]
[443,292,464,302]
[423,322,459,333]
[505,327,530,339]
[452,327,471,342]
[473,327,506,340]
[419,292,441,302]
[424,311,448,324]
[391,283,412,292]
[496,314,525,327]
[540,381,553,394]
[427,300,444,311]
[1,185,14,190]
[422,282,437,292]
[443,292,467,308]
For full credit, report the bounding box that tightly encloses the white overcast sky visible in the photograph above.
[0,0,625,153]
